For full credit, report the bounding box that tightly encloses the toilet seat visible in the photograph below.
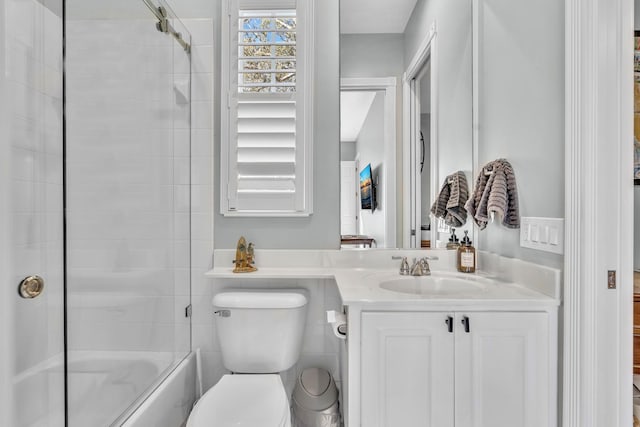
[187,374,291,427]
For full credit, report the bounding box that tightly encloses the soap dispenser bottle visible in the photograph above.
[457,230,476,273]
[446,228,460,250]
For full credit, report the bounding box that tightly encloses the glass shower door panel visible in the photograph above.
[5,0,66,425]
[65,1,191,424]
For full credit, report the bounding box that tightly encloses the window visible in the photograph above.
[221,0,314,216]
[238,10,296,93]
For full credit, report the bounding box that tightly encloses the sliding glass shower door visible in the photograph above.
[65,1,191,425]
[3,0,191,424]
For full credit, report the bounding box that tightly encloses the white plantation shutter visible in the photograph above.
[234,93,298,210]
[222,0,313,216]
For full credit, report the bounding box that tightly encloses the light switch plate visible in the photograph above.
[520,217,564,254]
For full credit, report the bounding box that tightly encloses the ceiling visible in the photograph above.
[340,0,419,34]
[340,91,377,142]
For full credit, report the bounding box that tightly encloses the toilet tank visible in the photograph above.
[212,291,308,373]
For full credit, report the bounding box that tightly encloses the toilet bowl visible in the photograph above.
[187,374,291,427]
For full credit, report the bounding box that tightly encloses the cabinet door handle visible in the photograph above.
[461,315,470,333]
[445,316,453,333]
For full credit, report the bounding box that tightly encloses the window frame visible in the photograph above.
[220,0,314,217]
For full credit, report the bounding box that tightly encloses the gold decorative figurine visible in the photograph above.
[233,236,257,273]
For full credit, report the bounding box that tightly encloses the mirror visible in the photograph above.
[339,0,473,249]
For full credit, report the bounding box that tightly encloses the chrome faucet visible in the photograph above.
[410,256,440,276]
[410,258,428,276]
[393,255,439,276]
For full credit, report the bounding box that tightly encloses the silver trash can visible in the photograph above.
[291,368,341,427]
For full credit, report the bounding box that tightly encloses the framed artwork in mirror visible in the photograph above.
[634,31,640,184]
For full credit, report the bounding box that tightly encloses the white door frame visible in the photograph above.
[403,22,438,248]
[340,77,397,248]
[564,0,634,425]
[340,160,357,235]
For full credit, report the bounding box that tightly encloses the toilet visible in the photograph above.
[186,290,309,427]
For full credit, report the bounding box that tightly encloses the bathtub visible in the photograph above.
[120,352,196,427]
[13,351,195,427]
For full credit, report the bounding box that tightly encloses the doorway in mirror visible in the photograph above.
[340,79,397,248]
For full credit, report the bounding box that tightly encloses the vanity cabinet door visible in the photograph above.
[454,312,550,427]
[361,312,455,427]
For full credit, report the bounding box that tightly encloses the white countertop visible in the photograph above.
[206,249,561,309]
[332,268,559,309]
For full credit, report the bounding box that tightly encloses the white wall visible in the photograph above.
[355,92,386,246]
[475,0,564,269]
[214,0,341,249]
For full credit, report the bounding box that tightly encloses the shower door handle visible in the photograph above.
[18,275,45,299]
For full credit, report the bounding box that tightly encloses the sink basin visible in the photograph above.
[376,272,489,296]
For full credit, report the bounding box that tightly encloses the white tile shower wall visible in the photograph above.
[197,278,345,394]
[181,16,216,394]
[6,0,64,425]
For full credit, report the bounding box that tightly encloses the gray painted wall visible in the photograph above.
[475,0,564,269]
[340,34,404,79]
[341,141,356,161]
[403,0,474,245]
[355,92,386,246]
[214,0,341,249]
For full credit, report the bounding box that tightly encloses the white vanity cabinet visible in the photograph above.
[361,312,455,426]
[356,310,556,427]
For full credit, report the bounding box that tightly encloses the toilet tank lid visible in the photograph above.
[212,292,307,309]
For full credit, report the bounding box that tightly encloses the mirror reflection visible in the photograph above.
[339,0,473,249]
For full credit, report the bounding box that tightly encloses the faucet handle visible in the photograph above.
[393,256,410,275]
[423,255,439,261]
[419,257,431,272]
